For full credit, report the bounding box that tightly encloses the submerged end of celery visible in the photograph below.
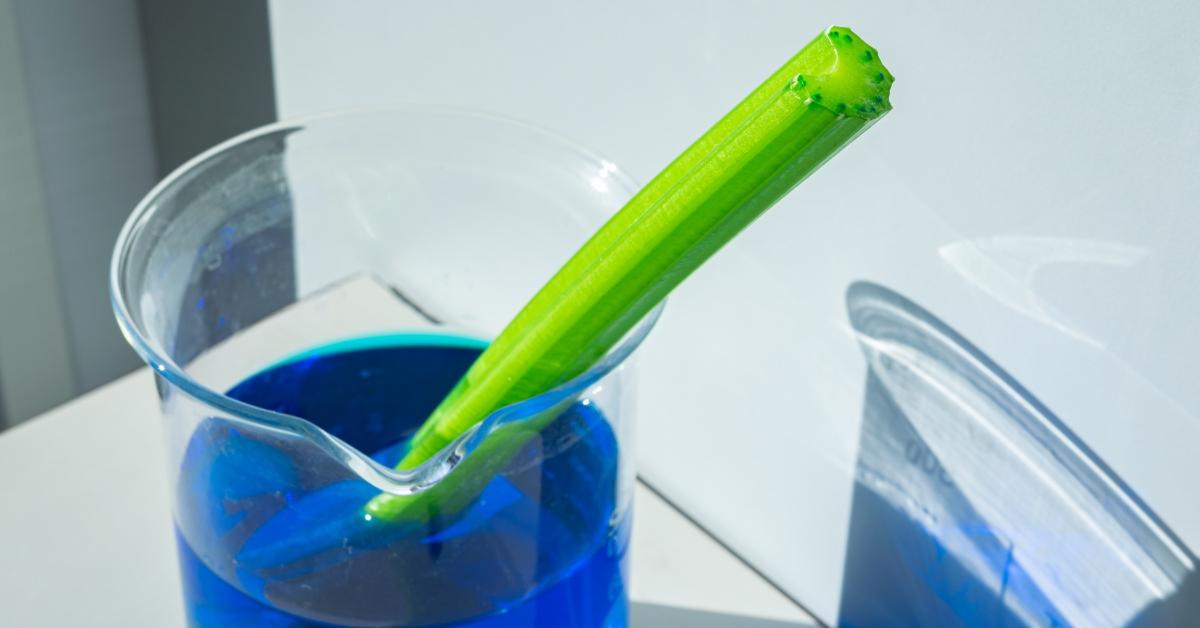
[789,26,894,119]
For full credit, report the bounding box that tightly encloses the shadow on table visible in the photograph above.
[838,281,1198,626]
[631,603,814,627]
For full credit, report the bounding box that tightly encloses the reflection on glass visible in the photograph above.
[938,236,1150,347]
[838,281,1196,627]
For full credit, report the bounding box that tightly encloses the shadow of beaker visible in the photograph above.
[838,281,1197,627]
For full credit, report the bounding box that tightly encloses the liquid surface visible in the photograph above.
[174,337,628,627]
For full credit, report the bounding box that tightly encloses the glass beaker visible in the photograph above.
[111,107,659,627]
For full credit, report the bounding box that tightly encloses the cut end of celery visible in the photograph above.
[789,26,894,119]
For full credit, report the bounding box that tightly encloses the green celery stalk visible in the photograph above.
[369,25,893,519]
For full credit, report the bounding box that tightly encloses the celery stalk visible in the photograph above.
[369,25,893,519]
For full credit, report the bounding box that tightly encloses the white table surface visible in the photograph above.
[0,367,812,626]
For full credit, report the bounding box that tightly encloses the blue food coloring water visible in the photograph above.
[173,335,629,627]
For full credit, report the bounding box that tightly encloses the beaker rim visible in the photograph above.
[110,105,663,494]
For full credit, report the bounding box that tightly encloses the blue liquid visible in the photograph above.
[174,337,629,627]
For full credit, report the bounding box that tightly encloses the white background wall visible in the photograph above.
[0,0,273,429]
[268,1,1200,622]
[14,0,156,394]
[0,0,156,426]
[0,0,75,425]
